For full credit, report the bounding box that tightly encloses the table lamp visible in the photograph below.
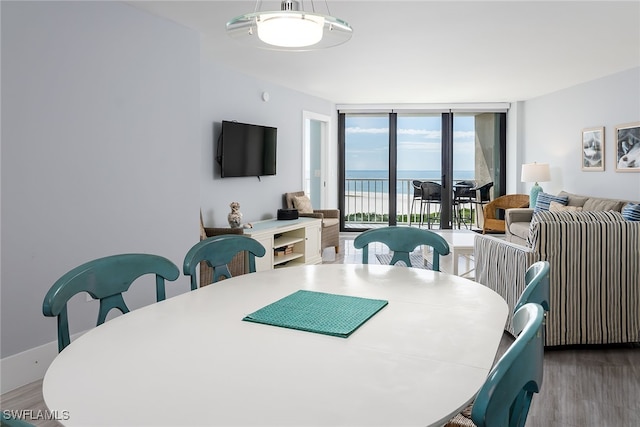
[521,162,550,207]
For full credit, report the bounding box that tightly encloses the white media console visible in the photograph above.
[243,217,322,271]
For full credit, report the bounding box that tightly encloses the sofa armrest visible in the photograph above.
[504,208,534,245]
[505,208,534,225]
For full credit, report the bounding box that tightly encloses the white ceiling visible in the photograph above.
[129,0,640,104]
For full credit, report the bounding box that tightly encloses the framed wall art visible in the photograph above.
[615,122,640,172]
[582,127,604,171]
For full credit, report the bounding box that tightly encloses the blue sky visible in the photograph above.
[345,115,475,171]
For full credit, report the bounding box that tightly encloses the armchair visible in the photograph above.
[284,191,340,253]
[482,194,529,233]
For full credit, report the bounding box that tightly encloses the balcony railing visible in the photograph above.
[344,177,476,228]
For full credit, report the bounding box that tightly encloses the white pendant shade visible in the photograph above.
[226,0,352,51]
[257,13,325,48]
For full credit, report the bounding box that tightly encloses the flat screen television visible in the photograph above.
[217,120,277,178]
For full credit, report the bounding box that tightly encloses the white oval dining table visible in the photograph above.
[43,264,508,427]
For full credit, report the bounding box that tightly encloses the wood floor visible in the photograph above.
[2,233,638,427]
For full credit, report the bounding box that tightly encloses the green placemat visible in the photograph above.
[243,290,388,338]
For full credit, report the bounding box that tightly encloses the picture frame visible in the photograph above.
[615,122,640,172]
[582,127,604,171]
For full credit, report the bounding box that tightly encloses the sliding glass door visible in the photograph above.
[342,114,391,227]
[339,110,505,231]
[396,114,442,227]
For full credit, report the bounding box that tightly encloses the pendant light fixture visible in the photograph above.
[226,0,353,51]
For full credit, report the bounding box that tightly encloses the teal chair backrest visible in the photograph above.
[42,254,180,352]
[471,303,545,427]
[353,226,450,271]
[183,234,266,290]
[1,411,36,427]
[515,261,550,313]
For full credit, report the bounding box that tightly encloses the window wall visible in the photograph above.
[339,109,506,231]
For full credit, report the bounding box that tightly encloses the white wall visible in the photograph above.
[0,1,339,392]
[506,101,525,195]
[199,58,336,228]
[1,1,200,362]
[519,67,640,200]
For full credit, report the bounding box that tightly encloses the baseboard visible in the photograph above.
[1,332,84,394]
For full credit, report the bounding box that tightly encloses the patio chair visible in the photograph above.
[417,181,443,229]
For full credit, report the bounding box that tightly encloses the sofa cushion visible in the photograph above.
[322,218,340,228]
[622,203,640,221]
[549,201,583,212]
[558,191,589,207]
[583,198,624,212]
[534,192,569,214]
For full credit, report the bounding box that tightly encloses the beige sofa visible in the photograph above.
[505,191,636,245]
[475,201,640,347]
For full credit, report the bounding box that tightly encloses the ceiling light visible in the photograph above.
[226,0,353,51]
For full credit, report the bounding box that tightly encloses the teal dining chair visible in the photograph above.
[42,254,180,352]
[444,303,545,427]
[183,234,266,290]
[471,303,545,427]
[1,412,36,427]
[444,261,550,427]
[515,260,550,313]
[353,226,449,271]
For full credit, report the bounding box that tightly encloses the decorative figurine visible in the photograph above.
[227,201,252,229]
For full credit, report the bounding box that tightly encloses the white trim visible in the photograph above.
[1,332,85,394]
[1,340,58,394]
[302,111,331,208]
[337,102,510,113]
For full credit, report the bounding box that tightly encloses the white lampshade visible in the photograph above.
[521,163,550,183]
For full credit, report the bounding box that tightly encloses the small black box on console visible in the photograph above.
[277,209,299,220]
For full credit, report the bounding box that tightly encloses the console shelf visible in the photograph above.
[273,253,304,267]
[274,236,304,248]
[243,217,322,271]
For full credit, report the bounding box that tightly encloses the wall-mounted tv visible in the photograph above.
[217,120,277,178]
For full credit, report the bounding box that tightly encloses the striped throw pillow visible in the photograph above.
[622,203,640,221]
[534,192,569,214]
